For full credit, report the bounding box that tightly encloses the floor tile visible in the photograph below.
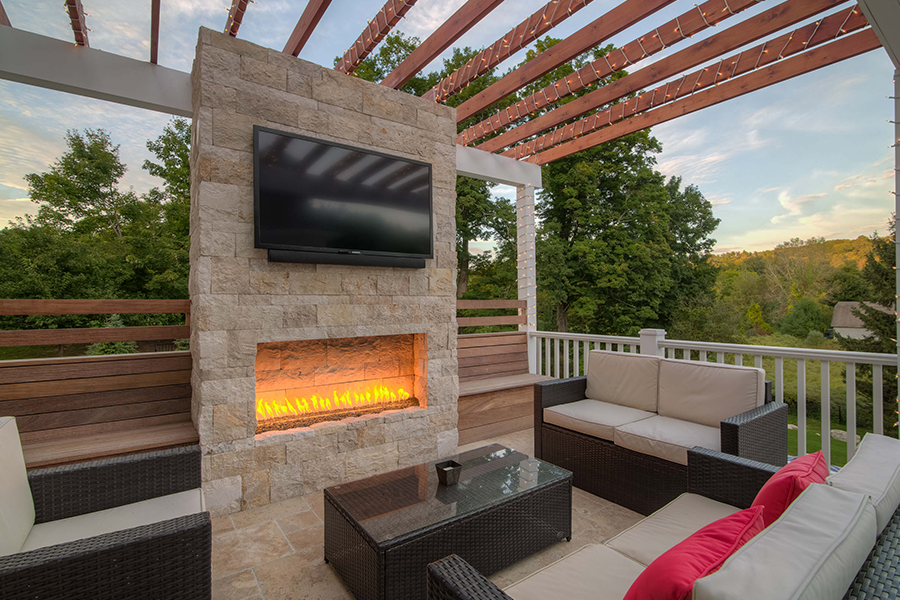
[212,516,235,534]
[213,520,294,579]
[254,553,353,600]
[277,508,322,534]
[231,496,312,530]
[212,569,259,600]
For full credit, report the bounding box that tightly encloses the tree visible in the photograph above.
[456,176,494,297]
[339,32,438,96]
[778,298,829,337]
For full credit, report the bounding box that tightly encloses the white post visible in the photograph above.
[895,69,899,437]
[517,184,538,372]
[639,328,666,357]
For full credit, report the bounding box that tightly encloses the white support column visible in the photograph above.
[639,329,667,357]
[894,69,899,437]
[517,184,537,371]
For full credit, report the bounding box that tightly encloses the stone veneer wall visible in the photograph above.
[188,28,459,516]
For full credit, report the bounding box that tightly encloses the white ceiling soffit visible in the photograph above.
[858,0,900,69]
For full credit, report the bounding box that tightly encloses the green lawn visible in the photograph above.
[787,414,880,467]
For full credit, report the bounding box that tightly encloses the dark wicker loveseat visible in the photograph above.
[535,352,787,515]
[0,444,211,600]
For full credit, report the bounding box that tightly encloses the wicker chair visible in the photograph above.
[0,417,210,600]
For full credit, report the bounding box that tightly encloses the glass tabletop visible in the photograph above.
[325,444,571,545]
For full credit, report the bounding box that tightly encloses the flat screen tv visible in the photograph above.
[253,126,433,266]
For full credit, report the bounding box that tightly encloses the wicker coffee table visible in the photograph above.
[324,444,572,600]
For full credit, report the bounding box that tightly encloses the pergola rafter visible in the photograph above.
[284,0,333,57]
[336,0,418,75]
[0,2,10,28]
[505,5,868,160]
[475,0,845,154]
[527,28,882,165]
[423,0,596,103]
[65,0,89,47]
[380,0,506,89]
[150,0,160,64]
[225,0,250,38]
[454,0,677,123]
[458,0,761,147]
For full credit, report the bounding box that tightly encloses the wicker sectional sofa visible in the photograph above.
[427,434,900,600]
[535,350,788,514]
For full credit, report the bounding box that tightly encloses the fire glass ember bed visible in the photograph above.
[323,444,572,600]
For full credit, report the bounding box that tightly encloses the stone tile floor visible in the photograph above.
[211,428,642,599]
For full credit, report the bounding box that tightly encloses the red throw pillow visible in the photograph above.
[751,451,828,526]
[623,506,765,600]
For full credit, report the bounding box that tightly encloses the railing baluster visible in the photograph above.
[797,359,806,456]
[822,361,831,466]
[545,337,550,377]
[583,341,589,375]
[735,353,743,367]
[874,364,884,435]
[717,352,724,363]
[847,363,856,459]
[555,338,561,378]
[754,355,762,369]
[564,339,570,378]
[700,350,707,362]
[775,357,784,403]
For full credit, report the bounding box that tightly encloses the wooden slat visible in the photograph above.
[0,370,192,401]
[455,0,675,122]
[457,299,526,309]
[458,414,532,446]
[458,342,528,358]
[150,0,160,63]
[65,0,89,47]
[0,350,189,369]
[22,421,198,469]
[380,0,506,89]
[459,373,551,396]
[458,332,526,348]
[0,1,11,27]
[460,362,529,379]
[0,354,192,384]
[283,0,333,56]
[336,0,419,74]
[19,412,191,444]
[458,352,529,369]
[15,398,191,433]
[457,315,527,327]
[530,28,882,164]
[477,0,845,153]
[458,389,532,430]
[0,325,190,346]
[0,384,191,417]
[0,299,190,315]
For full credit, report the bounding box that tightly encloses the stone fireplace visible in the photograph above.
[189,28,459,516]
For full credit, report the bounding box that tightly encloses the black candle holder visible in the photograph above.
[435,460,462,486]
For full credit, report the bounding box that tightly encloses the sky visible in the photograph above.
[0,0,896,254]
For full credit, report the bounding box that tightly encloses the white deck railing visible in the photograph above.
[528,329,897,467]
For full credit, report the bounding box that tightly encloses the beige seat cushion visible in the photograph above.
[606,493,740,566]
[693,484,876,600]
[585,351,660,412]
[614,415,720,466]
[20,489,205,553]
[0,417,35,557]
[658,360,765,428]
[544,399,655,442]
[505,544,644,600]
[828,433,900,533]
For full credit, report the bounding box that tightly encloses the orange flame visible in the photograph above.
[257,385,411,422]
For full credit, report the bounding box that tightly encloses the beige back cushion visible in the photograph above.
[693,484,876,600]
[828,433,900,533]
[584,351,660,412]
[657,360,765,428]
[0,417,35,557]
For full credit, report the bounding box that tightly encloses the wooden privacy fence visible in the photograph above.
[0,299,196,468]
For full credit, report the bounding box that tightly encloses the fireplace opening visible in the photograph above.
[255,334,427,434]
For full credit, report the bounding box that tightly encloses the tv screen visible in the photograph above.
[253,126,433,259]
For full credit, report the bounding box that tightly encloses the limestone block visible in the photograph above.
[242,470,270,510]
[196,107,214,147]
[322,110,371,144]
[289,271,342,295]
[250,270,290,295]
[197,330,227,360]
[360,118,423,156]
[194,80,237,111]
[283,305,317,328]
[436,429,458,458]
[342,274,377,295]
[203,475,241,517]
[197,405,214,441]
[312,71,364,112]
[428,410,458,433]
[429,269,454,297]
[385,415,428,442]
[363,91,417,126]
[253,444,287,471]
[317,304,370,327]
[197,181,240,223]
[344,442,399,481]
[209,448,253,479]
[198,229,235,258]
[226,329,257,368]
[398,435,438,468]
[205,305,284,331]
[270,454,345,501]
[201,377,255,406]
[197,365,254,381]
[210,257,252,295]
[409,273,429,296]
[376,272,410,296]
[212,108,257,153]
[236,89,300,128]
[212,402,252,443]
[195,45,241,88]
[357,422,387,447]
[235,233,268,259]
[240,55,286,91]
[199,27,268,62]
[296,104,333,136]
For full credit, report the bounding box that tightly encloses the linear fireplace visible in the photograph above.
[255,334,428,434]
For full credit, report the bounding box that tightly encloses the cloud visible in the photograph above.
[709,196,732,206]
[760,187,779,193]
[834,169,893,191]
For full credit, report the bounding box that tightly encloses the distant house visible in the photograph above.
[831,301,893,339]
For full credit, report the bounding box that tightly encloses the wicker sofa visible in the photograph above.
[0,416,211,600]
[427,434,900,600]
[535,350,787,514]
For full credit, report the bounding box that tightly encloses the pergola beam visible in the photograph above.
[455,0,676,122]
[65,0,89,47]
[225,0,250,37]
[283,0,333,57]
[380,0,506,89]
[0,2,10,28]
[423,0,596,103]
[336,0,418,75]
[527,28,882,165]
[477,0,846,154]
[150,0,160,64]
[459,0,761,146]
[507,6,868,160]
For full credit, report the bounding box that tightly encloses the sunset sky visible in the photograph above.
[0,0,895,253]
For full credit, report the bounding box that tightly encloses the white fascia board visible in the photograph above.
[0,25,192,117]
[858,0,900,69]
[456,144,542,189]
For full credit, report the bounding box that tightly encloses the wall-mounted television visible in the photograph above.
[253,126,433,268]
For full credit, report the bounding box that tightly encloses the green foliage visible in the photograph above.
[779,298,829,338]
[86,315,138,355]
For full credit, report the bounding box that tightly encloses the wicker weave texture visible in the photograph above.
[533,377,587,459]
[720,403,788,467]
[427,555,512,600]
[846,505,900,599]
[686,446,779,509]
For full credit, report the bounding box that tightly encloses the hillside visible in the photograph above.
[711,236,873,270]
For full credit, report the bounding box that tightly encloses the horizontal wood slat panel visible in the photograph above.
[458,400,531,430]
[458,352,529,369]
[457,315,527,327]
[0,354,192,384]
[0,325,190,346]
[18,413,191,444]
[458,332,526,348]
[0,384,192,416]
[456,300,526,309]
[458,415,532,446]
[15,398,191,433]
[0,351,191,369]
[458,343,528,359]
[459,373,551,396]
[459,363,529,379]
[458,387,533,430]
[0,370,191,401]
[0,299,190,315]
